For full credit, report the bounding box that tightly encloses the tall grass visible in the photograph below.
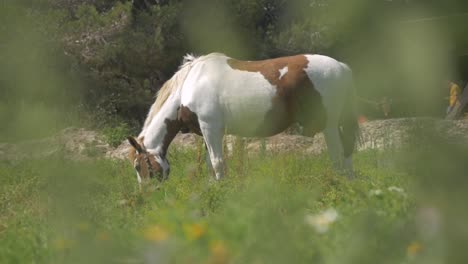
[0,147,419,264]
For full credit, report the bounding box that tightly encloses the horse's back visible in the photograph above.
[179,53,351,137]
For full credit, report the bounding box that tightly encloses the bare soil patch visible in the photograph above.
[1,118,467,162]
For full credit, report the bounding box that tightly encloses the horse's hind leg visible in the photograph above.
[199,120,225,180]
[204,144,214,175]
[323,121,344,170]
[321,86,346,172]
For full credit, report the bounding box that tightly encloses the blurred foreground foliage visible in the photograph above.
[0,149,410,264]
[1,134,467,263]
[1,1,467,263]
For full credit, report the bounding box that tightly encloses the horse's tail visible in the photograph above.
[339,64,359,158]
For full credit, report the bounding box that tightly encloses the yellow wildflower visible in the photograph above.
[183,223,206,241]
[96,231,110,241]
[143,225,169,242]
[209,240,228,264]
[76,222,90,232]
[53,238,75,250]
[407,241,423,257]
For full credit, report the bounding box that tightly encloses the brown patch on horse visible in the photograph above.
[127,136,164,180]
[128,136,144,163]
[227,55,309,96]
[228,55,326,136]
[132,151,163,180]
[178,105,202,136]
[146,154,163,180]
[161,119,182,157]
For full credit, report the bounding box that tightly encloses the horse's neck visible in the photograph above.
[141,94,181,157]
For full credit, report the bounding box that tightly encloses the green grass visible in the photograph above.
[0,144,465,263]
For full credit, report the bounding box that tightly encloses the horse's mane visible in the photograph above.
[140,53,227,133]
[141,53,227,133]
[141,54,196,131]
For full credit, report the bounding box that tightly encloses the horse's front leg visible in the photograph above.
[199,120,225,180]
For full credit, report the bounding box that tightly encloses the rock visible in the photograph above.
[0,127,112,162]
[106,140,131,160]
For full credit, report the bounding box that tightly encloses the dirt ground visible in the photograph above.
[1,118,467,162]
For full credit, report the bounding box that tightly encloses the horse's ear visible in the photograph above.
[127,136,146,154]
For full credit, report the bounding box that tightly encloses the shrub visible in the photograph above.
[102,122,132,147]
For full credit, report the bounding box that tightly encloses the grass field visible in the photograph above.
[0,139,466,263]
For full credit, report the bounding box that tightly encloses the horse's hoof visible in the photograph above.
[346,171,356,180]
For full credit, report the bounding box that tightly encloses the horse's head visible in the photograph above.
[127,136,170,183]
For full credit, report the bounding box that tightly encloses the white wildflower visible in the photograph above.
[369,189,383,196]
[376,210,387,216]
[305,208,338,234]
[117,199,128,206]
[387,186,407,198]
[388,186,405,194]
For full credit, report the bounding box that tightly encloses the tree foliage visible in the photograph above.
[3,0,468,130]
[9,0,338,127]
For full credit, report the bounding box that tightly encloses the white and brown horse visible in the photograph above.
[127,53,358,182]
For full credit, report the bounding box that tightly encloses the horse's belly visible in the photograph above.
[223,96,290,137]
[220,71,294,136]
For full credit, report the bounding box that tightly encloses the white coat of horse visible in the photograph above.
[127,53,358,182]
